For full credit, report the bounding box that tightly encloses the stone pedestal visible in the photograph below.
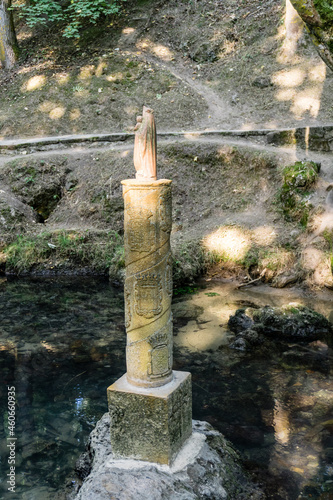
[107,371,192,464]
[107,178,192,465]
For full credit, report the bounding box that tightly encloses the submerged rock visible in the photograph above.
[253,304,333,341]
[228,309,254,334]
[69,413,265,500]
[228,303,333,344]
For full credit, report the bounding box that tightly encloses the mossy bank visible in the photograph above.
[1,139,332,289]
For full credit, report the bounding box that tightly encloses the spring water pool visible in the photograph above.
[0,277,332,499]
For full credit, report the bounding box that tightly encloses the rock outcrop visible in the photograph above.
[69,413,264,500]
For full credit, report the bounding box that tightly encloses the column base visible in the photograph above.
[107,371,192,465]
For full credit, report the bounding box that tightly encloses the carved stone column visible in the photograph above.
[123,179,173,388]
[107,178,192,465]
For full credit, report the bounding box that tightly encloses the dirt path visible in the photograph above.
[140,53,235,129]
[2,132,332,239]
[0,132,331,166]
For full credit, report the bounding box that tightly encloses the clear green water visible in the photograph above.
[0,278,332,500]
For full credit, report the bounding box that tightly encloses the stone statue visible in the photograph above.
[134,106,157,180]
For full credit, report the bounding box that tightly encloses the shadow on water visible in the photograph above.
[0,278,126,500]
[0,278,332,499]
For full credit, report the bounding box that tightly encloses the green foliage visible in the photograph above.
[314,0,333,24]
[17,0,126,38]
[323,229,333,275]
[278,161,319,227]
[172,240,217,287]
[4,230,124,275]
[282,161,319,190]
[173,286,198,296]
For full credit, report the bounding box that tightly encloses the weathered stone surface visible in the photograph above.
[228,309,254,333]
[71,414,265,500]
[271,273,298,288]
[0,187,37,235]
[134,106,157,180]
[253,304,333,341]
[107,371,192,465]
[228,304,333,343]
[266,126,333,152]
[122,179,173,388]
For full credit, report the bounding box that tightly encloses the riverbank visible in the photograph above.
[1,136,333,290]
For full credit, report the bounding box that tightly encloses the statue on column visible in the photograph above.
[134,106,157,180]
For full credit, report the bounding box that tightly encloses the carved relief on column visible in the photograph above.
[159,187,172,233]
[127,207,155,253]
[135,272,163,319]
[122,179,173,388]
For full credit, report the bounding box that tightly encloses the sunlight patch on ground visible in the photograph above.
[240,122,257,131]
[311,211,333,234]
[96,62,107,77]
[22,75,47,92]
[105,71,124,82]
[122,27,136,35]
[79,65,95,80]
[49,106,66,120]
[16,29,34,42]
[273,17,327,121]
[136,38,174,61]
[55,73,70,85]
[218,39,237,58]
[252,226,276,246]
[279,0,305,60]
[152,44,174,61]
[17,61,55,75]
[302,247,326,272]
[264,121,278,129]
[41,341,57,352]
[290,88,322,118]
[308,63,326,83]
[136,38,151,51]
[69,108,81,121]
[276,88,296,102]
[272,68,306,88]
[203,226,251,261]
[39,101,57,113]
[124,105,138,116]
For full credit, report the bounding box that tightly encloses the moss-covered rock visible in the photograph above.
[229,303,333,343]
[279,160,320,226]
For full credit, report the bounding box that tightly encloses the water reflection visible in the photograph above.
[0,278,332,499]
[0,278,126,500]
[172,282,333,500]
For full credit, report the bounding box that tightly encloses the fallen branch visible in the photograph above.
[237,269,266,288]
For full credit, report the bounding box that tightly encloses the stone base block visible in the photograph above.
[107,371,192,465]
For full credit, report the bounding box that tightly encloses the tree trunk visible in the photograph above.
[290,0,333,72]
[0,0,18,70]
[284,0,305,56]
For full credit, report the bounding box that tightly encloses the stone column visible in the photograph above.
[123,179,173,388]
[107,179,192,465]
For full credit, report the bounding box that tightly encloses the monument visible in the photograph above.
[107,106,192,465]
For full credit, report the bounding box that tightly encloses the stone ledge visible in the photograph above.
[2,124,333,153]
[69,414,265,500]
